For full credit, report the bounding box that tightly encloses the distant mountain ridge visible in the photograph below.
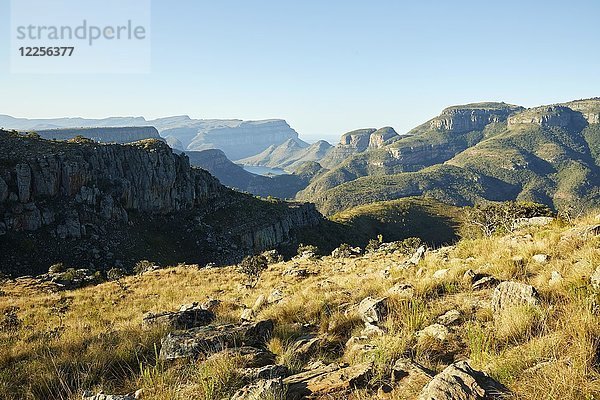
[298,98,600,214]
[0,114,304,160]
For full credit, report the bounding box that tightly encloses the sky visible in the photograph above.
[1,0,600,143]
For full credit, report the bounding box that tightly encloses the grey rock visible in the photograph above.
[15,163,31,203]
[417,323,449,341]
[391,358,434,384]
[437,309,461,326]
[231,378,286,400]
[142,308,215,330]
[418,361,509,400]
[238,364,290,382]
[472,276,499,290]
[491,281,540,313]
[283,362,373,400]
[357,296,388,325]
[387,283,414,298]
[159,320,274,360]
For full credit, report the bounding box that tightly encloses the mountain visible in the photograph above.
[298,99,600,215]
[0,114,305,161]
[237,138,332,171]
[182,149,310,199]
[0,130,322,275]
[318,127,402,169]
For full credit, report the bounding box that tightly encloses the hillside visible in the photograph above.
[238,139,332,172]
[2,211,600,399]
[0,130,322,275]
[183,149,310,199]
[299,99,600,215]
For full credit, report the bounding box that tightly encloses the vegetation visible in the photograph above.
[2,210,600,399]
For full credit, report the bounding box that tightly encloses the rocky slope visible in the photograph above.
[300,99,600,215]
[3,211,600,400]
[0,130,322,275]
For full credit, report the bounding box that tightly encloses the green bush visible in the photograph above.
[460,201,554,238]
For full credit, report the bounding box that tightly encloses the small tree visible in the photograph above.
[238,255,269,287]
[107,267,127,291]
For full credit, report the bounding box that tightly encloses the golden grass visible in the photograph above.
[1,215,600,399]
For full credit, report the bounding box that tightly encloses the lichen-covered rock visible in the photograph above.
[491,281,540,313]
[231,378,286,400]
[159,320,274,360]
[357,296,388,325]
[418,361,508,400]
[591,266,600,290]
[283,362,373,400]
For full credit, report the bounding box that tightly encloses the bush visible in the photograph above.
[134,260,154,275]
[238,255,268,280]
[459,201,554,238]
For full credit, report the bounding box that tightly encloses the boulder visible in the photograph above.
[159,320,274,360]
[357,296,388,325]
[549,271,563,286]
[472,276,498,290]
[418,361,509,400]
[283,362,373,400]
[417,323,449,341]
[142,307,215,330]
[361,322,385,337]
[532,254,549,264]
[490,281,540,313]
[290,334,324,360]
[387,283,414,298]
[231,378,286,400]
[437,309,461,326]
[391,358,434,385]
[267,289,284,304]
[408,245,426,265]
[238,364,290,382]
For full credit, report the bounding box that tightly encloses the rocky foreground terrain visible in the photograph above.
[1,213,600,399]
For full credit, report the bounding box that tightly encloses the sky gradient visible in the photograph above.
[1,0,600,143]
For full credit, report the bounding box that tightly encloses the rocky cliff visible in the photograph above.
[430,103,524,133]
[34,127,162,144]
[0,130,322,275]
[187,120,304,160]
[507,105,587,129]
[237,139,332,171]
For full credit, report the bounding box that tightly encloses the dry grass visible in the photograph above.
[2,215,600,399]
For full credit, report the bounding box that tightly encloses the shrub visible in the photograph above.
[134,260,154,275]
[460,201,554,238]
[48,263,66,274]
[238,255,269,287]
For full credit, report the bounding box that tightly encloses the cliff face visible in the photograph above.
[35,126,162,144]
[0,131,321,275]
[431,103,524,133]
[507,105,587,129]
[187,120,303,160]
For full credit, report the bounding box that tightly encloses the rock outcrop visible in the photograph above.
[418,361,508,400]
[508,105,586,129]
[431,103,523,133]
[0,131,322,275]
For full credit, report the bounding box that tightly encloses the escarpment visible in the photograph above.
[35,126,162,144]
[0,130,322,275]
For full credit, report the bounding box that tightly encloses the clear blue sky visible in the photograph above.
[1,0,599,143]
